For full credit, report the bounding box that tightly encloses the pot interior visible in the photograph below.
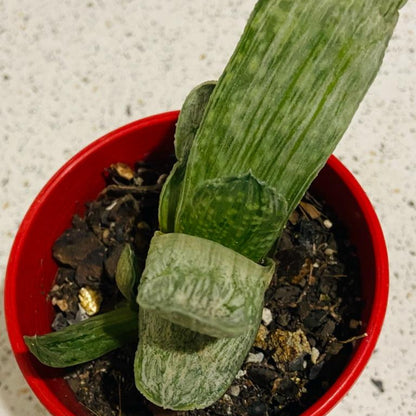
[5,112,387,416]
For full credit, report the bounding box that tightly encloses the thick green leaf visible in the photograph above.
[135,307,260,410]
[24,305,137,368]
[137,232,274,338]
[174,81,217,161]
[137,0,405,410]
[175,0,404,262]
[116,243,139,302]
[159,81,216,233]
[177,173,287,262]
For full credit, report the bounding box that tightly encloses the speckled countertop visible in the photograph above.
[0,1,415,415]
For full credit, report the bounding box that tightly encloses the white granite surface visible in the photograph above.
[0,1,415,415]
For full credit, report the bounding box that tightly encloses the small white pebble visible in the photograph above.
[262,307,273,326]
[324,248,336,256]
[311,347,320,364]
[313,262,320,268]
[323,219,333,229]
[303,360,307,369]
[230,385,241,397]
[246,352,264,364]
[236,370,246,379]
[76,304,89,322]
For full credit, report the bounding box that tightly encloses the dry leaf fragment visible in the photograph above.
[300,201,321,219]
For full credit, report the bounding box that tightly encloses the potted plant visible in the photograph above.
[5,0,403,415]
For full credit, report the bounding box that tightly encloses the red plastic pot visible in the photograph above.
[5,111,388,416]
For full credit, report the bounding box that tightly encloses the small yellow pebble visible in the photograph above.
[254,324,269,349]
[111,162,135,181]
[78,287,102,316]
[270,328,311,365]
[52,297,68,312]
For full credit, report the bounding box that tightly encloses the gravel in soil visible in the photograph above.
[49,160,363,416]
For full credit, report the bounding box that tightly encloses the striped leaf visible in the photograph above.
[24,305,137,368]
[136,0,405,409]
[137,232,274,338]
[159,81,216,233]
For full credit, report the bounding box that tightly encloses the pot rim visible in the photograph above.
[4,111,388,416]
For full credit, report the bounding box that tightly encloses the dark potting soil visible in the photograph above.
[50,160,363,416]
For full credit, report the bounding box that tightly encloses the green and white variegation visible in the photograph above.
[136,0,406,410]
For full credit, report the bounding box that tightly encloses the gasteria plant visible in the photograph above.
[24,0,406,411]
